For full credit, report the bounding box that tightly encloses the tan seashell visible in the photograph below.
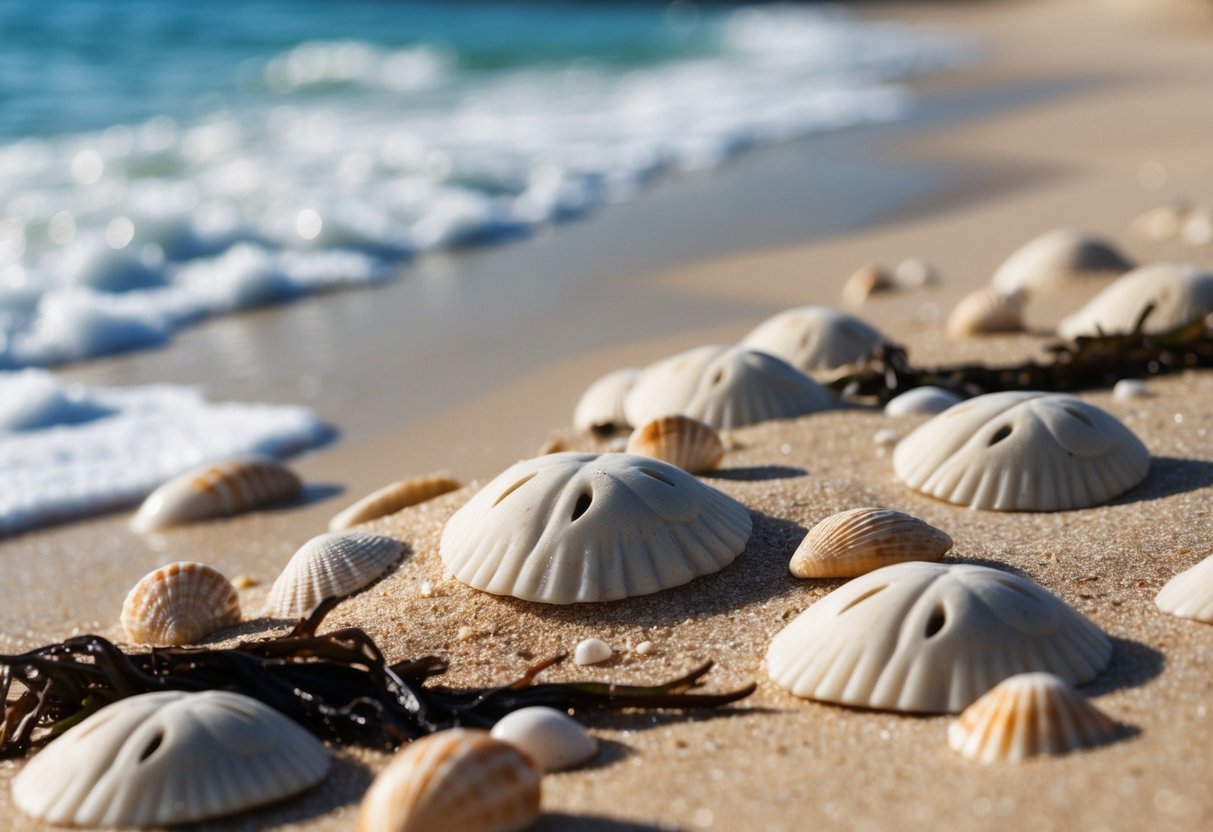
[121,562,241,645]
[789,507,952,579]
[265,531,404,618]
[355,729,540,832]
[739,305,885,374]
[626,415,724,474]
[841,263,896,307]
[329,472,462,531]
[945,288,1026,338]
[130,454,302,532]
[992,228,1134,294]
[1057,263,1213,339]
[948,672,1119,763]
[1155,553,1213,623]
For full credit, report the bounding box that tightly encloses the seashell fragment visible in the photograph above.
[329,471,462,531]
[573,367,641,434]
[991,228,1134,294]
[121,561,241,645]
[789,507,952,579]
[1155,553,1213,623]
[130,454,302,532]
[739,305,885,374]
[945,288,1026,338]
[884,386,963,417]
[574,637,613,666]
[12,690,330,827]
[440,453,752,604]
[355,729,540,832]
[892,391,1150,511]
[626,415,724,474]
[841,263,895,307]
[491,707,598,772]
[265,531,404,618]
[1057,263,1213,339]
[766,561,1112,714]
[948,672,1119,763]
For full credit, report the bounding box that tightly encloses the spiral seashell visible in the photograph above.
[1057,263,1213,339]
[945,288,1026,338]
[626,415,724,474]
[947,672,1119,763]
[491,707,598,772]
[265,531,404,618]
[789,507,952,579]
[120,562,241,645]
[1155,553,1213,624]
[329,472,462,531]
[130,454,302,532]
[992,228,1134,294]
[355,729,540,832]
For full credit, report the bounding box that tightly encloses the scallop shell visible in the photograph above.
[841,263,896,307]
[625,415,724,474]
[1057,262,1213,339]
[120,561,241,645]
[265,530,404,618]
[884,386,963,417]
[739,306,885,374]
[789,507,953,579]
[948,672,1119,763]
[892,391,1150,511]
[329,472,462,531]
[991,228,1134,294]
[12,690,330,827]
[945,288,1026,338]
[1155,553,1213,623]
[130,454,302,532]
[440,452,752,604]
[766,561,1112,714]
[572,367,641,433]
[491,707,598,772]
[355,729,540,832]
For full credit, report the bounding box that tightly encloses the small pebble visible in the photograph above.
[418,580,434,597]
[574,637,613,665]
[635,640,655,656]
[457,626,477,641]
[1113,379,1149,401]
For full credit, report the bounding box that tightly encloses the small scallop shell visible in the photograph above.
[329,472,462,531]
[1155,553,1213,623]
[945,288,1026,338]
[491,707,598,772]
[130,454,302,532]
[789,507,953,579]
[121,562,241,645]
[573,367,641,433]
[355,729,540,832]
[948,672,1119,763]
[992,228,1134,294]
[626,415,724,474]
[884,386,963,417]
[1057,263,1213,339]
[265,531,404,618]
[841,264,896,307]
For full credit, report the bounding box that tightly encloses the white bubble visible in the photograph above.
[71,149,104,184]
[295,209,323,241]
[47,212,77,246]
[105,217,135,250]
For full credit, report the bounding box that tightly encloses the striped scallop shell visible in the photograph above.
[355,729,540,832]
[265,531,404,618]
[130,454,302,532]
[945,288,1026,338]
[789,507,952,579]
[121,562,241,645]
[626,415,724,474]
[992,228,1134,294]
[329,472,462,531]
[1155,553,1213,623]
[948,673,1119,763]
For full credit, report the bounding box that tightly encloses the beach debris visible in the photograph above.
[945,287,1026,338]
[894,258,940,289]
[884,386,963,417]
[328,472,462,531]
[788,507,952,579]
[1113,378,1149,400]
[1057,263,1213,339]
[12,690,330,827]
[766,562,1112,713]
[841,263,895,307]
[892,391,1149,511]
[120,561,241,646]
[1131,201,1190,243]
[991,228,1134,294]
[573,367,642,434]
[491,707,598,772]
[574,638,613,666]
[440,453,752,604]
[129,453,302,532]
[625,414,725,474]
[1155,553,1213,623]
[355,729,540,832]
[738,305,886,374]
[947,673,1119,763]
[264,530,404,618]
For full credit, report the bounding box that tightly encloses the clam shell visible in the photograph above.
[884,386,963,417]
[766,562,1112,714]
[329,472,462,531]
[625,415,724,474]
[1057,262,1213,339]
[841,264,895,307]
[739,306,885,374]
[121,561,241,645]
[12,690,330,827]
[1155,553,1213,623]
[265,530,404,618]
[948,672,1119,763]
[992,228,1134,294]
[130,454,302,532]
[355,729,540,832]
[945,288,1025,338]
[572,367,641,433]
[491,707,598,772]
[789,507,953,579]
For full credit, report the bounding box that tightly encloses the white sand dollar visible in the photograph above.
[892,391,1150,511]
[766,562,1112,714]
[739,305,885,373]
[265,530,404,618]
[884,386,963,417]
[491,707,598,772]
[1057,263,1213,339]
[1155,554,1213,624]
[572,367,641,433]
[991,228,1133,294]
[440,452,752,604]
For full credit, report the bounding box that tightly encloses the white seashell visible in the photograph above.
[12,690,330,827]
[739,305,885,374]
[945,288,1026,338]
[893,258,939,289]
[574,637,613,666]
[329,472,462,531]
[1113,379,1149,401]
[440,453,752,604]
[491,707,598,772]
[789,507,953,579]
[991,228,1134,294]
[623,345,836,430]
[841,263,895,307]
[1057,263,1213,339]
[355,729,540,832]
[635,640,655,655]
[766,562,1112,713]
[947,672,1119,763]
[884,386,963,417]
[1155,553,1213,623]
[572,367,641,433]
[265,531,404,618]
[1131,202,1190,243]
[121,561,241,645]
[625,415,724,474]
[892,391,1150,511]
[130,454,302,532]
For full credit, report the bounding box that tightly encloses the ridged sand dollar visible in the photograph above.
[766,562,1112,714]
[991,228,1133,294]
[739,305,885,374]
[1057,263,1213,339]
[892,391,1149,511]
[440,452,752,604]
[1155,553,1213,624]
